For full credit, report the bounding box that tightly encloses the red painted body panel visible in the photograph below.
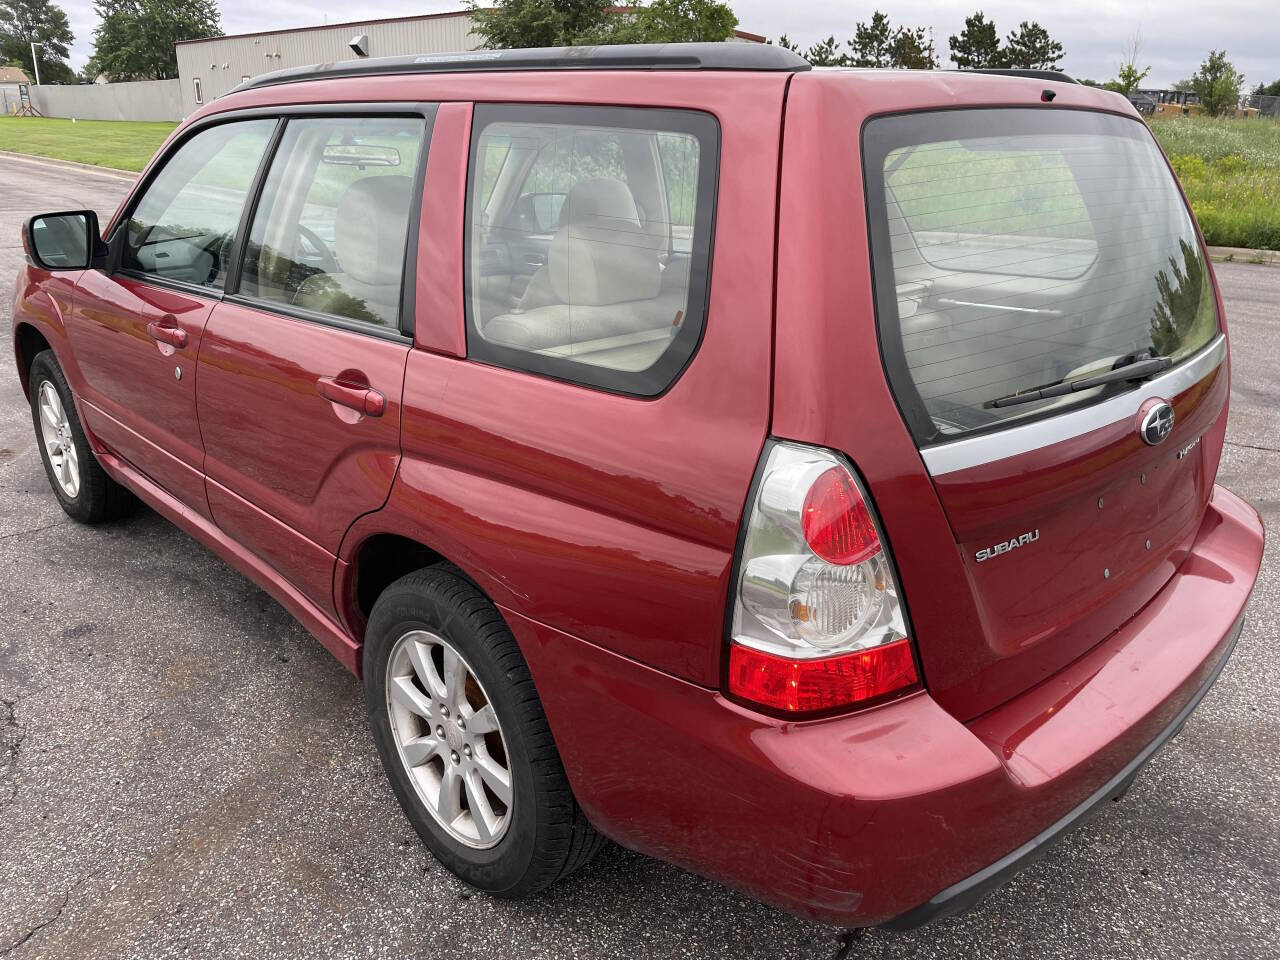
[340,72,785,686]
[64,270,214,516]
[10,65,1266,927]
[413,100,470,358]
[196,301,409,613]
[511,485,1261,925]
[927,371,1228,714]
[771,70,1233,721]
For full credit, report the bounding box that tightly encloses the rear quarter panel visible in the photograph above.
[337,70,790,685]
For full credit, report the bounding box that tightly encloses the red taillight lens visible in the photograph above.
[728,639,918,714]
[801,466,881,565]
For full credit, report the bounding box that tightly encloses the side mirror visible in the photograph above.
[22,210,106,272]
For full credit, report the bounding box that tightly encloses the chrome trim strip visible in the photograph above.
[920,334,1227,477]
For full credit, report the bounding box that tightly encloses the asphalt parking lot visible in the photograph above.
[1,152,1277,960]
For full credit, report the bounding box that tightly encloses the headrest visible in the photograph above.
[336,175,413,286]
[549,178,661,307]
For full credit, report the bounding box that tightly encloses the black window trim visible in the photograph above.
[859,104,1216,448]
[106,101,438,344]
[463,102,721,399]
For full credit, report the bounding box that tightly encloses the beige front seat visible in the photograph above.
[294,175,413,327]
[485,177,671,352]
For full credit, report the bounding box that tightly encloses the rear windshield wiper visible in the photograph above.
[987,354,1173,409]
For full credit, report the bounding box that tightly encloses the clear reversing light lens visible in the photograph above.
[729,442,918,713]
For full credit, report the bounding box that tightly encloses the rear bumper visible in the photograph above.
[882,609,1243,930]
[505,484,1263,928]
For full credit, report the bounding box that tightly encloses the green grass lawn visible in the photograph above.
[1149,114,1280,251]
[0,116,176,172]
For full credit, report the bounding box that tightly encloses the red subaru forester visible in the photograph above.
[12,45,1264,928]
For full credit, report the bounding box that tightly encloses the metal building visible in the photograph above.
[175,11,765,117]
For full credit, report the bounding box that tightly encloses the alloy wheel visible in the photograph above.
[37,380,80,499]
[385,629,514,849]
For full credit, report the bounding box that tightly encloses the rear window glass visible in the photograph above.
[863,109,1219,445]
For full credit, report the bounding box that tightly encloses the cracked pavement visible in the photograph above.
[1,154,1278,959]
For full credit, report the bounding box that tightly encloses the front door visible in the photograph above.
[67,119,278,516]
[195,112,430,614]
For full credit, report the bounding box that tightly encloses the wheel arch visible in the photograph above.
[338,530,497,659]
[14,322,53,397]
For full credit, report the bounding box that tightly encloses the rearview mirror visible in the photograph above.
[23,210,104,271]
[321,143,401,167]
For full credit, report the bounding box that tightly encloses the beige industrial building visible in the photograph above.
[175,11,765,116]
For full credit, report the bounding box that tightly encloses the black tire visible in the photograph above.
[364,566,605,896]
[28,350,136,524]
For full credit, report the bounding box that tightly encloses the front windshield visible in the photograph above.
[863,108,1219,444]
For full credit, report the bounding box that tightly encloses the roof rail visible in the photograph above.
[956,68,1078,84]
[234,42,811,93]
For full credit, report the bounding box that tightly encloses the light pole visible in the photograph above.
[30,41,41,86]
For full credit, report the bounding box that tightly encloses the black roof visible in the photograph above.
[956,68,1078,84]
[234,43,811,93]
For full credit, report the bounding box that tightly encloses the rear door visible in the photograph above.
[860,107,1226,717]
[68,119,277,515]
[195,109,431,614]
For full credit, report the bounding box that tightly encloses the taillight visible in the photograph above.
[728,441,919,715]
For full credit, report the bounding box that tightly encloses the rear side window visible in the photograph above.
[863,109,1219,445]
[465,104,719,396]
[238,115,426,331]
[121,119,275,290]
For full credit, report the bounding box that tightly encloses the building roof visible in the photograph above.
[175,10,765,48]
[0,66,30,83]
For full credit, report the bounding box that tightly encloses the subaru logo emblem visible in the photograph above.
[1139,400,1175,446]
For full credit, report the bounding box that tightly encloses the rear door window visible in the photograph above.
[465,104,719,396]
[863,109,1219,445]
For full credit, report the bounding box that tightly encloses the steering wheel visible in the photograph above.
[296,223,340,275]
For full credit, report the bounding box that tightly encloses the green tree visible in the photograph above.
[467,0,613,48]
[1107,63,1150,95]
[1107,33,1150,96]
[0,0,75,83]
[90,0,222,81]
[609,0,737,43]
[890,26,937,69]
[804,35,847,67]
[848,11,892,67]
[949,12,1002,69]
[773,34,800,53]
[468,0,735,48]
[1190,49,1243,116]
[1251,79,1280,97]
[1002,21,1063,70]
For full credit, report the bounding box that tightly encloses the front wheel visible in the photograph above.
[28,350,135,524]
[363,566,604,896]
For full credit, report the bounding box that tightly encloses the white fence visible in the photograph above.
[13,79,184,122]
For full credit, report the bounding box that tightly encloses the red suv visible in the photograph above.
[12,45,1264,928]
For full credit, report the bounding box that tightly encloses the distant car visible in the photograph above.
[13,44,1264,929]
[1129,92,1157,114]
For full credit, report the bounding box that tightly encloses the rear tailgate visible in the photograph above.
[772,74,1229,721]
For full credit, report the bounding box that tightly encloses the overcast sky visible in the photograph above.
[54,0,1278,89]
